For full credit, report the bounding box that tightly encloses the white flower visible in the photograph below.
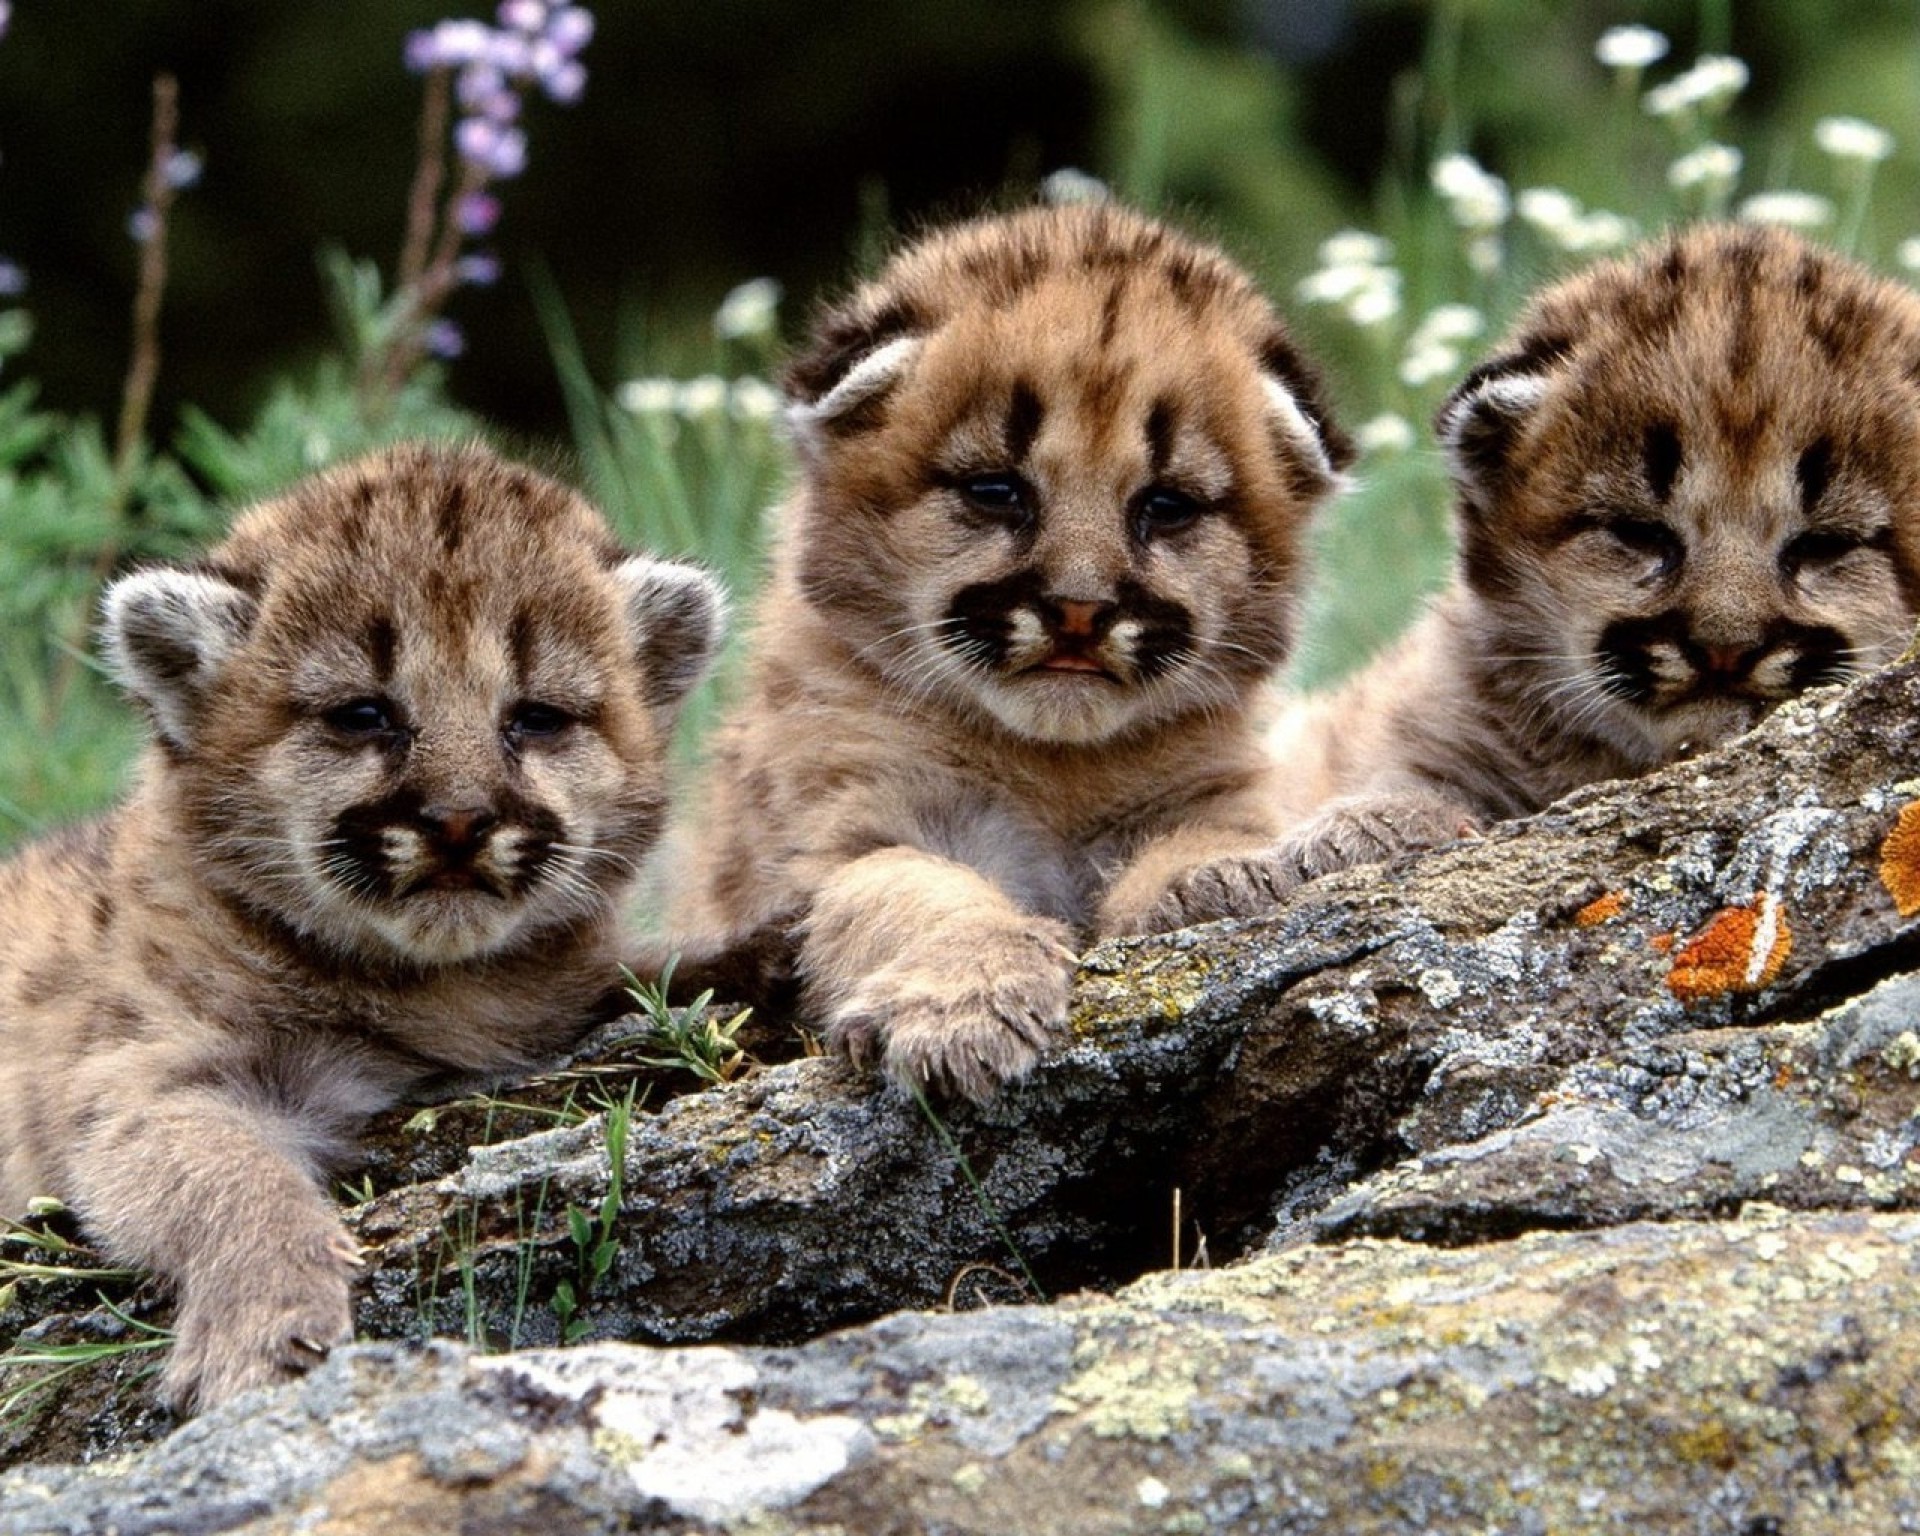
[1040,167,1110,206]
[1898,237,1920,272]
[1432,152,1510,229]
[1814,116,1895,164]
[1738,191,1834,229]
[1345,277,1402,327]
[1643,54,1750,119]
[1355,413,1416,454]
[1296,264,1378,305]
[1566,211,1637,251]
[713,277,782,342]
[616,377,679,415]
[1595,25,1668,71]
[1400,342,1460,388]
[676,374,730,419]
[1411,303,1483,347]
[1467,233,1504,276]
[729,376,780,420]
[1318,229,1392,268]
[1517,186,1581,234]
[1667,142,1743,190]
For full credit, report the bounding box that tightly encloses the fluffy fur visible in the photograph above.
[1257,223,1920,882]
[664,202,1353,1099]
[0,442,723,1411]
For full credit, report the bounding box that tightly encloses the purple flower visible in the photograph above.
[424,319,465,359]
[431,18,493,64]
[457,252,502,286]
[486,31,532,74]
[456,191,501,235]
[454,115,500,164]
[0,1,13,42]
[498,0,547,31]
[541,58,586,104]
[129,206,159,244]
[0,260,26,298]
[456,62,504,109]
[487,125,527,178]
[545,6,594,53]
[403,28,441,72]
[481,88,522,123]
[164,149,203,190]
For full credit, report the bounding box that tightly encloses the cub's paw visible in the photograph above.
[1280,790,1480,884]
[162,1225,361,1414]
[825,920,1078,1102]
[1114,849,1300,937]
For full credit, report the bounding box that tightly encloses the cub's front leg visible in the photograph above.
[1102,787,1479,936]
[802,847,1078,1101]
[66,1076,361,1413]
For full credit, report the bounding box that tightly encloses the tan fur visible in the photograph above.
[664,203,1352,1099]
[0,442,722,1412]
[1257,224,1920,883]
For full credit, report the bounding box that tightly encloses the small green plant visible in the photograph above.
[550,1081,635,1344]
[618,963,753,1087]
[909,1085,1047,1305]
[0,1297,171,1432]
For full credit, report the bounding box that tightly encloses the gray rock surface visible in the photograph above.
[7,1208,1918,1534]
[5,655,1920,1525]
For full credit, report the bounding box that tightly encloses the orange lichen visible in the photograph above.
[1649,932,1676,954]
[1665,895,1792,1003]
[1574,891,1627,927]
[1878,801,1920,918]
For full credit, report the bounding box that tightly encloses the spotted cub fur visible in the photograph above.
[0,442,723,1411]
[665,203,1352,1099]
[1260,223,1920,883]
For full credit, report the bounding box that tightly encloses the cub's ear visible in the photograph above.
[1434,344,1565,516]
[1258,329,1355,493]
[783,299,926,461]
[101,567,258,750]
[615,557,728,714]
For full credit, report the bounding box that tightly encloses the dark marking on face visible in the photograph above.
[329,783,560,902]
[1596,610,1850,706]
[1643,422,1683,503]
[508,604,537,689]
[436,479,466,553]
[90,888,115,935]
[1811,290,1868,365]
[366,613,397,684]
[1145,398,1176,478]
[942,569,1194,683]
[1797,438,1834,513]
[1098,279,1125,348]
[1005,379,1045,463]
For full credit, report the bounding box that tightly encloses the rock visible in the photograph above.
[5,1207,1918,1534]
[5,656,1920,1514]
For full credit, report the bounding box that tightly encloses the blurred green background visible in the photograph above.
[3,0,1919,843]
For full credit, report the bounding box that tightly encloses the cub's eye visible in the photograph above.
[1603,517,1683,573]
[323,698,401,737]
[505,702,574,741]
[1133,486,1202,539]
[1781,528,1866,573]
[956,473,1034,526]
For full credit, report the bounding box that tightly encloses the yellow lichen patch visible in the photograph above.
[1877,800,1920,917]
[1574,891,1627,927]
[1665,895,1792,1003]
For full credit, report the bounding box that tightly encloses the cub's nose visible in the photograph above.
[1696,641,1762,680]
[418,803,499,853]
[1044,597,1115,641]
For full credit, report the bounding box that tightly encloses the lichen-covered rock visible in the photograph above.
[7,657,1920,1503]
[6,1209,1917,1535]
